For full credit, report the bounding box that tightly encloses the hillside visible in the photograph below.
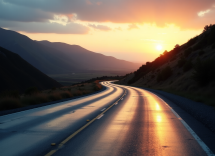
[38,41,140,72]
[118,24,215,105]
[0,28,83,74]
[0,27,140,75]
[0,46,62,93]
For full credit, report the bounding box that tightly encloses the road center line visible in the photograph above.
[101,108,106,111]
[97,114,104,119]
[44,89,126,156]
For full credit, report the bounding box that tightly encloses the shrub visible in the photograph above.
[183,60,193,72]
[59,91,73,98]
[192,59,215,85]
[94,86,100,91]
[177,57,186,68]
[73,90,83,96]
[48,93,63,101]
[184,48,193,57]
[193,39,207,51]
[185,36,199,48]
[22,93,49,105]
[25,87,39,95]
[157,66,173,82]
[0,90,20,98]
[0,98,22,110]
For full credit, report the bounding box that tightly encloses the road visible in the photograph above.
[0,81,214,156]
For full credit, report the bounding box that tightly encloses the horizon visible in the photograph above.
[0,0,214,63]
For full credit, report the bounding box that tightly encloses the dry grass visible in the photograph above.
[0,81,103,111]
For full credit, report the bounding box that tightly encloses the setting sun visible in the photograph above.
[156,44,163,51]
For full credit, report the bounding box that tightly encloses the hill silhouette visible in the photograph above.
[38,41,140,72]
[0,27,140,75]
[118,24,215,105]
[0,46,62,93]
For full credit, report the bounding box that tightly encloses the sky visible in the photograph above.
[0,0,215,63]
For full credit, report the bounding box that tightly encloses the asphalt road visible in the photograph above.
[0,82,214,156]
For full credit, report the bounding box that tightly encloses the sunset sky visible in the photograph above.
[0,0,215,63]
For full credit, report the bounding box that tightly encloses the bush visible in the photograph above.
[22,94,49,105]
[59,91,73,98]
[193,39,207,51]
[157,66,173,82]
[73,90,83,96]
[177,57,186,68]
[0,98,22,110]
[184,48,193,57]
[192,59,215,85]
[183,60,193,72]
[185,36,199,48]
[48,93,63,101]
[25,87,39,95]
[0,90,20,98]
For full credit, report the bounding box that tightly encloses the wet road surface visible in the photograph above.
[0,82,214,156]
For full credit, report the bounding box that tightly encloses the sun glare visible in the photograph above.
[156,44,163,51]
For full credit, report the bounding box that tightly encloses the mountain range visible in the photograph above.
[0,27,140,75]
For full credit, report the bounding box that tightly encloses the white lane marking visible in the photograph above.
[115,102,118,105]
[170,107,214,156]
[150,92,215,156]
[97,114,104,119]
[101,108,106,111]
[121,98,123,100]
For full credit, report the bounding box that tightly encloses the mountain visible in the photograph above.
[0,28,83,74]
[37,41,140,71]
[0,27,140,75]
[118,24,215,102]
[0,46,62,93]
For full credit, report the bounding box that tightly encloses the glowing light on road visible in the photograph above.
[156,103,161,110]
[157,115,162,122]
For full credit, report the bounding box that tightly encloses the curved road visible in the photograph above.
[0,82,214,156]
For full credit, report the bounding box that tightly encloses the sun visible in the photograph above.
[156,44,163,51]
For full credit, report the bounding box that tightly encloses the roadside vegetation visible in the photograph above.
[0,81,103,111]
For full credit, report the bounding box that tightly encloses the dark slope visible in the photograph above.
[0,46,62,93]
[37,41,140,71]
[0,28,82,74]
[119,24,215,93]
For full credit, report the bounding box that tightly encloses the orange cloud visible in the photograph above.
[2,0,215,30]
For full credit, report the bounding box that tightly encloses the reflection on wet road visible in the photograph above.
[0,82,213,156]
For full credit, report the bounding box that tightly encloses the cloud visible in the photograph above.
[88,24,111,31]
[198,9,211,17]
[0,20,89,34]
[128,24,139,30]
[0,0,52,22]
[1,0,215,30]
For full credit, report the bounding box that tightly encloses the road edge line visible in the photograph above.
[146,90,215,156]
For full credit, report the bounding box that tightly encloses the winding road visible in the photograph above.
[0,81,214,156]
